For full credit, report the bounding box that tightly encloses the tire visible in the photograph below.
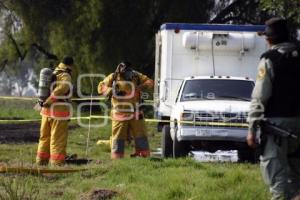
[162,125,173,158]
[157,123,163,132]
[173,128,189,158]
[238,148,259,163]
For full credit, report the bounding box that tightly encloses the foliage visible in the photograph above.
[98,0,214,76]
[0,176,39,200]
[260,0,300,23]
[211,0,269,24]
[0,34,34,96]
[0,1,215,80]
[0,0,299,95]
[260,0,300,38]
[0,4,40,96]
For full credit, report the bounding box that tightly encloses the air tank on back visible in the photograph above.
[37,68,53,101]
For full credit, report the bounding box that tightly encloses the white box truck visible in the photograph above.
[154,23,267,161]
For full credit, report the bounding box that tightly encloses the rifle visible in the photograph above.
[256,119,298,155]
[260,119,298,139]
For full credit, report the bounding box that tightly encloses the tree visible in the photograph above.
[98,0,215,75]
[260,0,300,39]
[0,0,216,90]
[211,0,299,39]
[0,0,216,95]
[211,0,269,24]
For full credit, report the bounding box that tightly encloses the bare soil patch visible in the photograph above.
[0,123,79,143]
[86,189,117,200]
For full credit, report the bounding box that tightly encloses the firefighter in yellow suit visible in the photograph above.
[36,56,73,166]
[98,62,154,159]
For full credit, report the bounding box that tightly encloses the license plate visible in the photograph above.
[196,129,211,136]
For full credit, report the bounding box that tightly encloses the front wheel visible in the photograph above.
[173,128,189,158]
[162,125,172,158]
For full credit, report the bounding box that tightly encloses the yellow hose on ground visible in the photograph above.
[96,136,112,148]
[0,165,87,174]
[96,140,110,146]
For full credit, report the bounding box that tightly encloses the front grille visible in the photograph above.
[182,111,248,128]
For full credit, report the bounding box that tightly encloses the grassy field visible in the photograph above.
[0,99,270,200]
[0,99,41,120]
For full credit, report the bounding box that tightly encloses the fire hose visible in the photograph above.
[0,165,87,174]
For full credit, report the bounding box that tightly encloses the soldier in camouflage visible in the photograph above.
[247,18,300,200]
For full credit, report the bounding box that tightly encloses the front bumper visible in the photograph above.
[178,126,247,142]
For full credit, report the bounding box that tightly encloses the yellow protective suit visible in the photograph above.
[36,63,72,166]
[98,71,154,159]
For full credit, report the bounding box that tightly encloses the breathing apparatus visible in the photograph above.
[37,56,73,106]
[37,67,55,105]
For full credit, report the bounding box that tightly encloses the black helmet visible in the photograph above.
[62,55,74,66]
[116,61,134,81]
[261,17,289,43]
[116,61,132,73]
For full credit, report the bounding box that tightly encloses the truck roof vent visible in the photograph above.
[210,76,214,78]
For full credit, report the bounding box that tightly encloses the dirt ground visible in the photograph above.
[80,189,118,200]
[0,123,78,144]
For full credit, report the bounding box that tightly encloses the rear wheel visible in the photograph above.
[162,125,172,158]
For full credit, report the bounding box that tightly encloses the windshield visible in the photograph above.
[180,79,254,102]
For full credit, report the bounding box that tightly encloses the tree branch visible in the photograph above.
[210,0,262,25]
[220,15,257,24]
[0,0,10,11]
[210,0,244,23]
[6,32,26,60]
[31,43,58,60]
[0,0,20,26]
[0,59,8,72]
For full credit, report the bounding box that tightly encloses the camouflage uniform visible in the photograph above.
[248,43,300,199]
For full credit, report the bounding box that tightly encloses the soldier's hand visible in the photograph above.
[247,132,257,148]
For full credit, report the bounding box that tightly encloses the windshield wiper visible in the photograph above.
[217,95,250,101]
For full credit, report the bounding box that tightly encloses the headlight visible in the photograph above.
[180,112,194,121]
